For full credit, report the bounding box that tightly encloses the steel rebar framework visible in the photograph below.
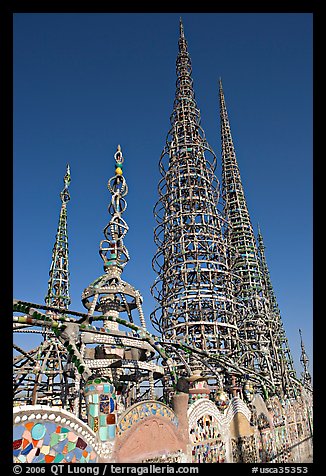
[45,164,71,309]
[151,19,242,379]
[13,165,74,408]
[257,225,298,396]
[218,79,283,389]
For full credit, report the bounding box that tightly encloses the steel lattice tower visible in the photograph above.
[151,19,241,376]
[218,79,282,390]
[257,225,297,396]
[45,164,71,309]
[14,165,74,407]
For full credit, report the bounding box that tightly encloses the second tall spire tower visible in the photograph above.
[151,19,241,377]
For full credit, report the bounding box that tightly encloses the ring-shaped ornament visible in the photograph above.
[107,176,128,196]
[114,150,124,165]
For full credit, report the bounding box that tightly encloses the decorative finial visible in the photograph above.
[99,145,129,272]
[114,144,124,176]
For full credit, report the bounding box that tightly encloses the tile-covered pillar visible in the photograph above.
[187,370,210,404]
[84,377,116,442]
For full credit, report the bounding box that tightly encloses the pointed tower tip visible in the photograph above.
[114,144,124,168]
[64,164,71,187]
[179,17,185,38]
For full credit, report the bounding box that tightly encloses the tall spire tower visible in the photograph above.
[151,19,241,376]
[257,224,297,396]
[299,328,312,388]
[37,164,73,406]
[14,165,73,408]
[218,79,281,390]
[45,164,71,309]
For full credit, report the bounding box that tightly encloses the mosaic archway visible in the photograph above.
[113,400,184,463]
[13,406,109,463]
[188,398,230,463]
[227,397,257,463]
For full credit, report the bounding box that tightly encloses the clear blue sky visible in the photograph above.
[13,13,313,379]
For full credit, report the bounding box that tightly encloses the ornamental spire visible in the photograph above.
[45,164,71,309]
[82,145,146,329]
[299,328,312,388]
[99,144,130,272]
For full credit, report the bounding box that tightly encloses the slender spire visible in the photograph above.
[169,14,209,153]
[219,79,281,388]
[179,17,185,38]
[299,328,312,388]
[257,225,278,315]
[19,164,74,408]
[151,20,241,379]
[45,164,71,309]
[82,145,146,329]
[99,144,130,272]
[257,224,297,396]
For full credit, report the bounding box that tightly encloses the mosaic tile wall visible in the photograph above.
[13,421,98,463]
[270,398,285,427]
[274,426,291,463]
[231,435,258,463]
[282,399,313,462]
[190,414,226,463]
[117,401,178,437]
[269,398,290,463]
[257,429,275,463]
[141,451,185,463]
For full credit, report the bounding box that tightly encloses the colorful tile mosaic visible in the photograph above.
[231,435,258,463]
[13,422,98,464]
[117,401,178,436]
[257,428,275,463]
[142,451,184,463]
[190,414,226,463]
[274,426,291,463]
[84,377,117,442]
[93,417,99,433]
